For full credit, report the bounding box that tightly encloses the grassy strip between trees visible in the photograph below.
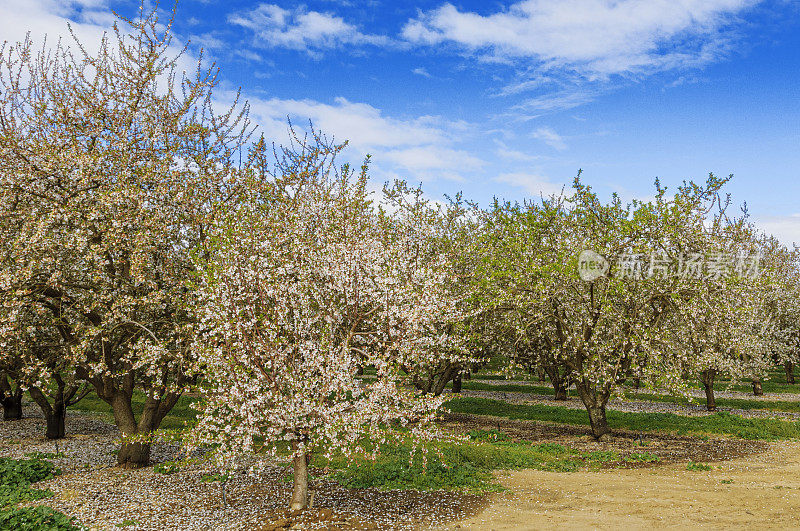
[0,456,80,530]
[454,381,800,413]
[446,397,800,440]
[150,428,661,494]
[313,429,660,493]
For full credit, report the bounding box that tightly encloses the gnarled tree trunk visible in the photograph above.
[451,374,462,394]
[45,403,66,440]
[411,361,460,397]
[29,376,90,440]
[752,379,763,396]
[1,392,22,420]
[118,442,152,469]
[785,362,795,384]
[79,362,185,469]
[543,365,569,401]
[0,375,23,421]
[701,369,716,411]
[576,380,611,440]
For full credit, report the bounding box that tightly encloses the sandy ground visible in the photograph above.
[450,441,800,530]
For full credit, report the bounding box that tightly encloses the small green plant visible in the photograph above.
[0,456,59,507]
[0,457,80,530]
[117,519,140,527]
[467,429,510,442]
[721,479,734,484]
[0,506,82,530]
[585,450,620,463]
[153,461,181,475]
[686,461,713,471]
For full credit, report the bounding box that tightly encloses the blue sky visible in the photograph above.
[3,0,800,244]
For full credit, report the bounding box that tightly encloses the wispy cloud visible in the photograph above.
[402,0,758,77]
[412,67,433,78]
[237,94,483,181]
[531,127,567,150]
[493,139,542,162]
[515,89,599,113]
[229,4,389,54]
[495,172,566,197]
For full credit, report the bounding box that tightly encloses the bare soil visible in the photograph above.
[446,418,797,530]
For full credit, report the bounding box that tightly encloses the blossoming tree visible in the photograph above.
[476,174,738,438]
[191,134,471,510]
[0,7,250,465]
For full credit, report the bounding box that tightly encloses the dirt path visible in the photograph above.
[449,441,800,530]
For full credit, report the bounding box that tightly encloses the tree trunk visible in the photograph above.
[1,389,23,421]
[586,404,611,439]
[575,380,611,440]
[752,379,763,396]
[701,370,716,411]
[785,362,795,384]
[452,374,462,394]
[289,445,310,511]
[544,365,568,401]
[432,363,459,396]
[554,384,568,401]
[117,441,152,469]
[45,402,66,440]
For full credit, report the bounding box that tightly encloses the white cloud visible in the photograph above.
[403,0,757,76]
[515,89,599,113]
[495,172,566,197]
[493,139,541,162]
[753,214,800,248]
[383,145,483,174]
[531,127,567,150]
[0,0,112,53]
[412,67,432,78]
[229,4,388,53]
[239,94,483,181]
[0,1,203,79]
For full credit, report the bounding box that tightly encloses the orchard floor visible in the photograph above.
[2,404,486,530]
[451,441,800,530]
[3,403,794,530]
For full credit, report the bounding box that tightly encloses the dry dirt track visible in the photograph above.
[449,441,800,530]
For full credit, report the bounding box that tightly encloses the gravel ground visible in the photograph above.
[459,389,800,420]
[2,403,485,530]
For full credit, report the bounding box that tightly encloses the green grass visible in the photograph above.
[315,430,661,493]
[446,396,800,440]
